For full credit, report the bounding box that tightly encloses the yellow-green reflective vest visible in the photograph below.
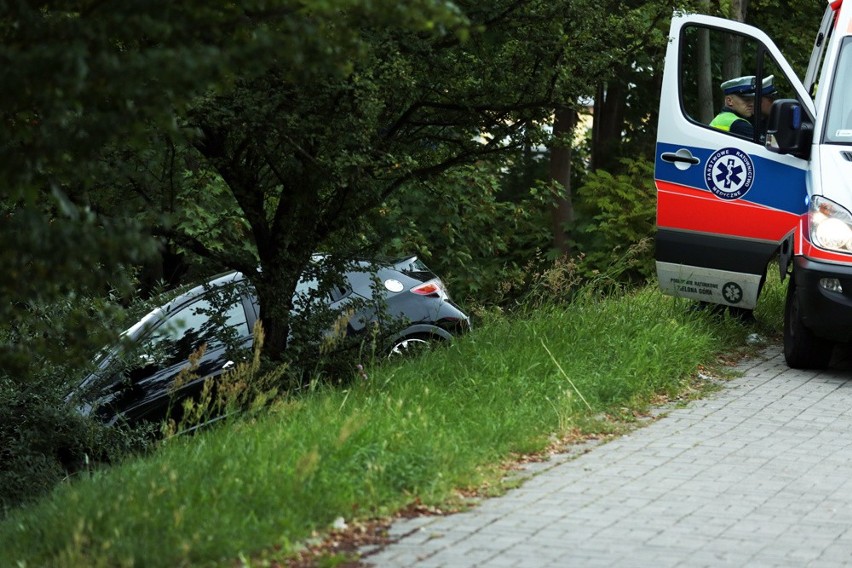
[710,111,745,132]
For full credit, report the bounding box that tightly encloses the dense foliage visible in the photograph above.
[1,0,826,512]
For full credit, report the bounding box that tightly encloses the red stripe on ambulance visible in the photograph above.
[656,180,799,241]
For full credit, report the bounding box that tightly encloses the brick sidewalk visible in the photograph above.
[360,346,852,567]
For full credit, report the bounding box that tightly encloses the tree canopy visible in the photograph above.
[3,0,827,371]
[5,0,627,366]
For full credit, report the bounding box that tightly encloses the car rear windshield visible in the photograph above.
[394,257,435,280]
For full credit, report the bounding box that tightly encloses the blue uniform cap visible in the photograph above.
[761,75,778,97]
[721,76,756,96]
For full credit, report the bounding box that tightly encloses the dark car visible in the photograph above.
[74,256,470,427]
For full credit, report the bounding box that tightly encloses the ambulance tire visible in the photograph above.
[783,280,832,369]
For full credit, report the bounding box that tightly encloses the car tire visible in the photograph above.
[387,336,433,359]
[783,279,832,369]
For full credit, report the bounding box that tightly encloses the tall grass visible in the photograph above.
[754,262,787,332]
[0,284,771,567]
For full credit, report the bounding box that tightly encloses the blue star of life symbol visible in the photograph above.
[715,158,744,189]
[704,147,754,200]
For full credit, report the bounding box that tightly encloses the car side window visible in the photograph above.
[294,276,351,306]
[145,294,248,367]
[678,24,796,144]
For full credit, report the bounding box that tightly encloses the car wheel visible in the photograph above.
[388,336,432,359]
[783,279,832,369]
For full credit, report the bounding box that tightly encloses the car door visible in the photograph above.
[105,288,254,426]
[655,14,815,310]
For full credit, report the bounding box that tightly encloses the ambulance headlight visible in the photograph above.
[810,195,852,253]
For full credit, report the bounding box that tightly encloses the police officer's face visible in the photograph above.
[727,94,754,117]
[761,96,774,118]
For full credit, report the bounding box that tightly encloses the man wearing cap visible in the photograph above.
[756,75,779,143]
[710,75,756,138]
[758,75,778,119]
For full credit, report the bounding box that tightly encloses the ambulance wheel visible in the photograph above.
[783,279,832,369]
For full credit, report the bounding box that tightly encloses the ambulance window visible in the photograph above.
[805,5,837,99]
[679,24,794,144]
[824,38,852,145]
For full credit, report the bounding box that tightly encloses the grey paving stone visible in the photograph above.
[359,346,852,567]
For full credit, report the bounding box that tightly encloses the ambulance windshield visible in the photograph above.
[825,37,852,145]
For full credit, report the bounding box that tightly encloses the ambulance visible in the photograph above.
[655,0,852,369]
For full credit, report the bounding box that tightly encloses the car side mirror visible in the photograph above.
[765,99,812,158]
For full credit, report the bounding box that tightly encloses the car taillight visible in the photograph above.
[410,279,448,299]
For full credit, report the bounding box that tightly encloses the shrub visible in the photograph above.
[572,157,657,283]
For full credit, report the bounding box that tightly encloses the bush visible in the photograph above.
[0,366,152,515]
[362,157,658,310]
[0,292,157,515]
[362,162,554,308]
[572,157,657,283]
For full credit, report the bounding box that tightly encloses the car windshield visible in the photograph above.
[824,37,852,145]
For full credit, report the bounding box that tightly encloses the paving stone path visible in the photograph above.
[359,345,852,567]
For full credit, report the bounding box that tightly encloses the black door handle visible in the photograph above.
[661,151,700,165]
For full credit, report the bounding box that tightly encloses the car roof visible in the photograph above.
[120,255,430,340]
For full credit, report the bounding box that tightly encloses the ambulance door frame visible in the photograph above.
[655,13,815,310]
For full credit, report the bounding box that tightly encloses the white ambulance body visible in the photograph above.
[655,1,852,368]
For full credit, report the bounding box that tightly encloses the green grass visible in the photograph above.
[0,282,784,567]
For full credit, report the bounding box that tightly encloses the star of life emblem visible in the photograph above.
[722,281,744,304]
[704,147,754,200]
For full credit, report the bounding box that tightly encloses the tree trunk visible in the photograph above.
[192,127,322,370]
[697,23,715,123]
[550,106,577,256]
[723,0,749,79]
[591,78,627,172]
[731,0,749,21]
[251,242,315,365]
[259,186,324,366]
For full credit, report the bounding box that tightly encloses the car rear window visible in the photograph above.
[395,257,435,280]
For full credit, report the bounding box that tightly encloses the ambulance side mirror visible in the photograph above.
[765,99,812,159]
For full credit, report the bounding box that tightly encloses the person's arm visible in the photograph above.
[729,118,754,139]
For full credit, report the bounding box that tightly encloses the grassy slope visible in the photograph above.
[0,281,785,567]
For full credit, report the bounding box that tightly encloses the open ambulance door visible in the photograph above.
[655,14,815,311]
